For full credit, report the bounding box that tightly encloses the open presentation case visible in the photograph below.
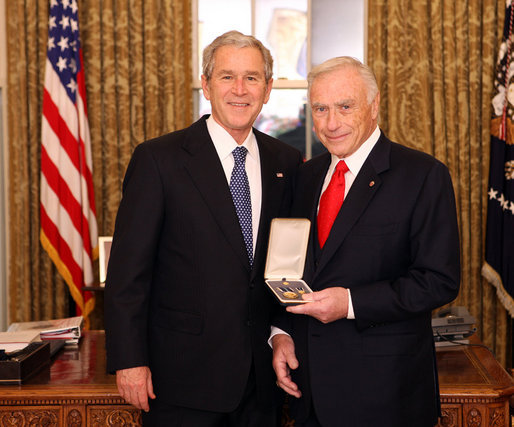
[264,218,313,305]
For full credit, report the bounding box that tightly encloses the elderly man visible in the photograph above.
[272,57,460,427]
[105,31,302,426]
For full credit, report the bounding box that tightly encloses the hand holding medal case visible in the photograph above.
[264,218,313,305]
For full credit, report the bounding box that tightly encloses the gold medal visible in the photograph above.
[283,291,298,299]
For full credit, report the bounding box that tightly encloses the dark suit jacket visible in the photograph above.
[276,133,460,427]
[104,115,302,412]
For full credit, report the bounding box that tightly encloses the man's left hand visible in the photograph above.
[286,287,348,323]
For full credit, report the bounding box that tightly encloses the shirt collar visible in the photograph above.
[207,115,258,162]
[327,125,381,176]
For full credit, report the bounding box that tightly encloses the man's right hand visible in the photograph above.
[272,334,301,398]
[116,366,156,412]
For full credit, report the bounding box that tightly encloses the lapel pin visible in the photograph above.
[369,181,375,187]
[276,172,284,178]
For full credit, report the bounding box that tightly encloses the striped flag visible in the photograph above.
[40,0,98,321]
[482,0,514,316]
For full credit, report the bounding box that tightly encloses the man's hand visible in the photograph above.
[272,334,301,398]
[116,366,156,412]
[287,287,348,323]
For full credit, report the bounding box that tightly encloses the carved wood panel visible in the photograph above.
[0,404,141,427]
[65,404,85,427]
[438,401,510,427]
[0,407,61,426]
[463,405,483,427]
[88,405,142,427]
[438,404,461,427]
[486,402,508,427]
[461,402,509,427]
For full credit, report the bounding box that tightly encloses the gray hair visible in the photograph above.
[307,57,379,104]
[202,31,273,83]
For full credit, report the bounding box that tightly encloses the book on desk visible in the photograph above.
[7,316,83,346]
[0,316,83,384]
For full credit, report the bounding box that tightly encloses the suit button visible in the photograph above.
[249,281,255,289]
[247,320,252,326]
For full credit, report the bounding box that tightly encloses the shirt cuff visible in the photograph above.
[268,326,290,348]
[347,288,355,319]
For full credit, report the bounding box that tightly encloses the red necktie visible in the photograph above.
[317,160,349,248]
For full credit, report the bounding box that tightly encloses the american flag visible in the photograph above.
[482,0,514,316]
[40,0,98,321]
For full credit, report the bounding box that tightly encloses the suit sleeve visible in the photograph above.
[104,143,164,373]
[350,160,460,329]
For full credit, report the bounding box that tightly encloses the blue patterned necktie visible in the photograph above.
[230,146,253,265]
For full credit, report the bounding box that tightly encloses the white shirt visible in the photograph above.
[269,126,381,344]
[319,126,381,203]
[207,116,262,255]
[321,125,381,318]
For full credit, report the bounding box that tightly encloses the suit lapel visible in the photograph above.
[313,136,391,280]
[253,137,273,278]
[302,155,332,283]
[182,118,251,271]
[251,133,289,279]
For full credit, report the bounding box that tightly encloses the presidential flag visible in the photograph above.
[40,0,98,321]
[482,0,514,316]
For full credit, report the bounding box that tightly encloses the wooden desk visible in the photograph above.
[1,332,512,426]
[0,331,141,426]
[436,339,514,427]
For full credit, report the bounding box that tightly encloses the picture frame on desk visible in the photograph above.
[98,236,113,286]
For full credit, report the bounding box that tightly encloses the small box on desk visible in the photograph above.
[0,341,51,384]
[265,218,313,305]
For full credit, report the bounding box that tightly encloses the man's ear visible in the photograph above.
[201,75,211,101]
[263,78,273,104]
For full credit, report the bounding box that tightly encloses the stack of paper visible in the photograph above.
[0,330,40,353]
[7,316,83,345]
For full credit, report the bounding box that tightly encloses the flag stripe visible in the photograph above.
[41,112,97,241]
[41,174,94,284]
[40,145,93,257]
[40,207,85,291]
[41,57,96,226]
[42,77,90,183]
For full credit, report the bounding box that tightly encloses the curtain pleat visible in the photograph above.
[6,0,192,328]
[6,1,66,323]
[368,0,509,365]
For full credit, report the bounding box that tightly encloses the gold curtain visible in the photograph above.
[6,1,192,327]
[367,0,509,365]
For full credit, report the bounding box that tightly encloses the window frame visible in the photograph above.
[191,0,368,159]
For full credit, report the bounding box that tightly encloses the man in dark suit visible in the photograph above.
[104,31,302,426]
[271,57,460,427]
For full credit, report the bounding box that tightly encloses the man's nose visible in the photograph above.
[232,77,247,95]
[326,109,340,130]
